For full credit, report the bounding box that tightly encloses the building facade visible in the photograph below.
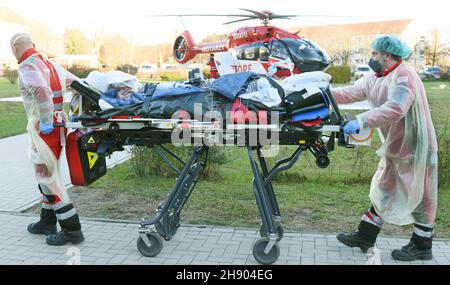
[293,19,426,70]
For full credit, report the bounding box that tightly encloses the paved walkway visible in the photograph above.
[0,212,449,265]
[0,134,130,211]
[0,130,449,265]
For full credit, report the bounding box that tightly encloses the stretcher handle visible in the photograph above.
[53,123,66,128]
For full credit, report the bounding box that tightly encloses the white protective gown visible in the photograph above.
[18,53,78,202]
[331,62,438,225]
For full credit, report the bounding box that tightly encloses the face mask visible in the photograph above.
[368,58,382,75]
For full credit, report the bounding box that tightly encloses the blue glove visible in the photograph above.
[70,114,79,122]
[39,122,54,135]
[344,119,360,135]
[268,64,277,75]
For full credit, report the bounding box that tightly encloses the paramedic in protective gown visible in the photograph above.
[331,35,438,261]
[10,33,84,246]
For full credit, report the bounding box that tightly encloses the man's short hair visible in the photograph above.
[10,32,33,47]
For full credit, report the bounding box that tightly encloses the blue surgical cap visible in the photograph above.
[371,35,412,59]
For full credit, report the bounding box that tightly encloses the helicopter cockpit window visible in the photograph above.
[244,45,259,60]
[269,41,289,60]
[279,38,331,72]
[236,47,245,60]
[303,38,331,63]
[259,45,270,61]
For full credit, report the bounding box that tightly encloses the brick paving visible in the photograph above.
[0,134,449,265]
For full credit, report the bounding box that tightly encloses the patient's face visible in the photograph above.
[117,87,132,99]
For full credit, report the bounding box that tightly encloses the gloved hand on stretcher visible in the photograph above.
[40,122,54,135]
[344,119,360,135]
[70,114,79,122]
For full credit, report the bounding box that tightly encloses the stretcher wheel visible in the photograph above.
[316,155,330,168]
[137,232,163,257]
[259,224,284,241]
[252,238,280,265]
[109,123,120,132]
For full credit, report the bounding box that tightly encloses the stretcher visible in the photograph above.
[62,79,355,265]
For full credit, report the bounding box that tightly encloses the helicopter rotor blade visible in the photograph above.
[270,15,299,19]
[146,10,379,22]
[279,14,378,19]
[147,14,255,17]
[222,17,259,25]
[238,8,269,18]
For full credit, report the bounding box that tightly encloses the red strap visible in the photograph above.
[18,48,39,64]
[381,60,402,77]
[34,53,62,92]
[300,119,323,127]
[230,98,257,123]
[19,49,63,107]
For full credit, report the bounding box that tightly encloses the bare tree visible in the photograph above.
[324,27,353,65]
[425,25,444,67]
[98,35,132,67]
[92,28,108,64]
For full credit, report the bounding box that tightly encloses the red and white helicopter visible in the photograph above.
[154,9,333,78]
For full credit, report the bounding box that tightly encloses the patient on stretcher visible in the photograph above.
[74,70,333,129]
[83,70,148,109]
[101,84,145,107]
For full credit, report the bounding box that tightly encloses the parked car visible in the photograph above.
[420,66,443,80]
[161,63,178,71]
[353,64,371,79]
[137,63,157,79]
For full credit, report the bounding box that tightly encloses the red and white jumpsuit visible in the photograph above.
[18,48,81,230]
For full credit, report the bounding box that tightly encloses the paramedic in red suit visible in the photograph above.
[207,53,218,79]
[10,33,84,245]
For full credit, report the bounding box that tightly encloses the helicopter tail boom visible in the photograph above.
[173,30,228,63]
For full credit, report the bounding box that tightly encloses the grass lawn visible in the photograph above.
[0,102,26,139]
[24,80,450,237]
[0,77,20,98]
[0,77,27,138]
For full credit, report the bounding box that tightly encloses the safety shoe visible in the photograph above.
[27,222,57,235]
[337,231,375,253]
[391,241,433,261]
[391,233,433,261]
[336,221,380,253]
[46,229,85,246]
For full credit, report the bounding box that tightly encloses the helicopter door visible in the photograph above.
[214,52,240,75]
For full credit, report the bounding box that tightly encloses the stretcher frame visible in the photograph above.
[65,81,353,265]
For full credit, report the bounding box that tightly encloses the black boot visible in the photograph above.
[27,208,57,235]
[46,213,84,246]
[337,221,381,253]
[46,229,85,246]
[391,233,433,261]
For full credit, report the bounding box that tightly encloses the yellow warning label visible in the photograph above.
[87,152,99,169]
[87,137,95,144]
[299,140,306,144]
